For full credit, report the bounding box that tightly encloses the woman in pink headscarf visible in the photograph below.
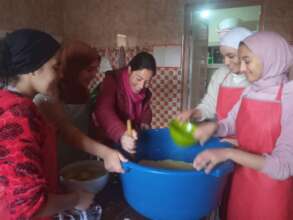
[192,32,293,220]
[92,52,156,156]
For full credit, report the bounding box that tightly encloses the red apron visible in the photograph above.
[216,73,245,120]
[216,73,244,219]
[227,85,293,220]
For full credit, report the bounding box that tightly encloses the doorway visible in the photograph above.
[182,1,263,110]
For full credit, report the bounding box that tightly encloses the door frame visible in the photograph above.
[181,0,264,110]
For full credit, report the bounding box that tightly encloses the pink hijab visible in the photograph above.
[243,32,293,91]
[121,67,146,122]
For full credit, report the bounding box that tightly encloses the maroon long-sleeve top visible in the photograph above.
[92,68,152,146]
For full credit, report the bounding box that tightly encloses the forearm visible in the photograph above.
[60,123,110,158]
[34,192,78,218]
[195,72,220,120]
[196,103,215,120]
[227,148,266,171]
[95,109,126,143]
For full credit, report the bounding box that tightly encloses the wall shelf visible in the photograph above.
[207,64,224,68]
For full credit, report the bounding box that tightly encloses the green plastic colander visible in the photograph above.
[168,119,197,147]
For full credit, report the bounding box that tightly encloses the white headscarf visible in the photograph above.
[217,17,240,38]
[220,27,253,49]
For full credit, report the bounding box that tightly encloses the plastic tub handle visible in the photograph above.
[122,162,132,173]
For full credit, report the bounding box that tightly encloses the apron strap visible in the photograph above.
[220,72,231,85]
[275,84,283,101]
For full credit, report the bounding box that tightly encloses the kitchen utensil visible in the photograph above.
[169,119,197,147]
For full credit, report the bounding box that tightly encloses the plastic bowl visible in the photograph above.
[169,119,197,147]
[120,128,234,220]
[60,160,109,193]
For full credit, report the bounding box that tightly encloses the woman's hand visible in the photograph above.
[141,123,150,130]
[120,130,138,154]
[194,121,218,145]
[177,108,202,122]
[221,138,239,146]
[102,148,128,173]
[193,148,231,174]
[177,109,193,122]
[74,190,95,211]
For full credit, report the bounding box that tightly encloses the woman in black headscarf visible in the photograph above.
[0,29,96,220]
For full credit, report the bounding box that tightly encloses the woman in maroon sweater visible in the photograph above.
[92,52,156,155]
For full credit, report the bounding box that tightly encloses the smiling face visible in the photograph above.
[128,67,154,94]
[220,46,241,73]
[238,44,263,83]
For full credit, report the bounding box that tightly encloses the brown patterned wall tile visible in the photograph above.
[62,0,185,47]
[0,0,63,36]
[264,18,293,42]
[264,0,293,19]
[0,0,292,45]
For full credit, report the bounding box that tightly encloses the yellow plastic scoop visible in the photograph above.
[169,119,197,147]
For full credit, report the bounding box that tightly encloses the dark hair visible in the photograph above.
[0,29,60,83]
[58,40,100,104]
[59,40,100,80]
[0,41,13,86]
[128,52,156,76]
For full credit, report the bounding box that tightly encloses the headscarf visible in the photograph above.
[121,67,145,122]
[220,27,252,49]
[243,32,293,91]
[0,28,60,77]
[217,17,240,39]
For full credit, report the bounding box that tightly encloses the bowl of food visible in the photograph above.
[169,119,197,147]
[60,160,109,193]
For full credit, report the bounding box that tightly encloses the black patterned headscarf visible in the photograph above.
[0,28,60,77]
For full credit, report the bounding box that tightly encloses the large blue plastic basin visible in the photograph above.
[120,128,233,220]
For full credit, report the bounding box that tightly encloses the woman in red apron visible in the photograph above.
[0,29,94,220]
[193,32,293,220]
[215,28,254,219]
[178,27,251,122]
